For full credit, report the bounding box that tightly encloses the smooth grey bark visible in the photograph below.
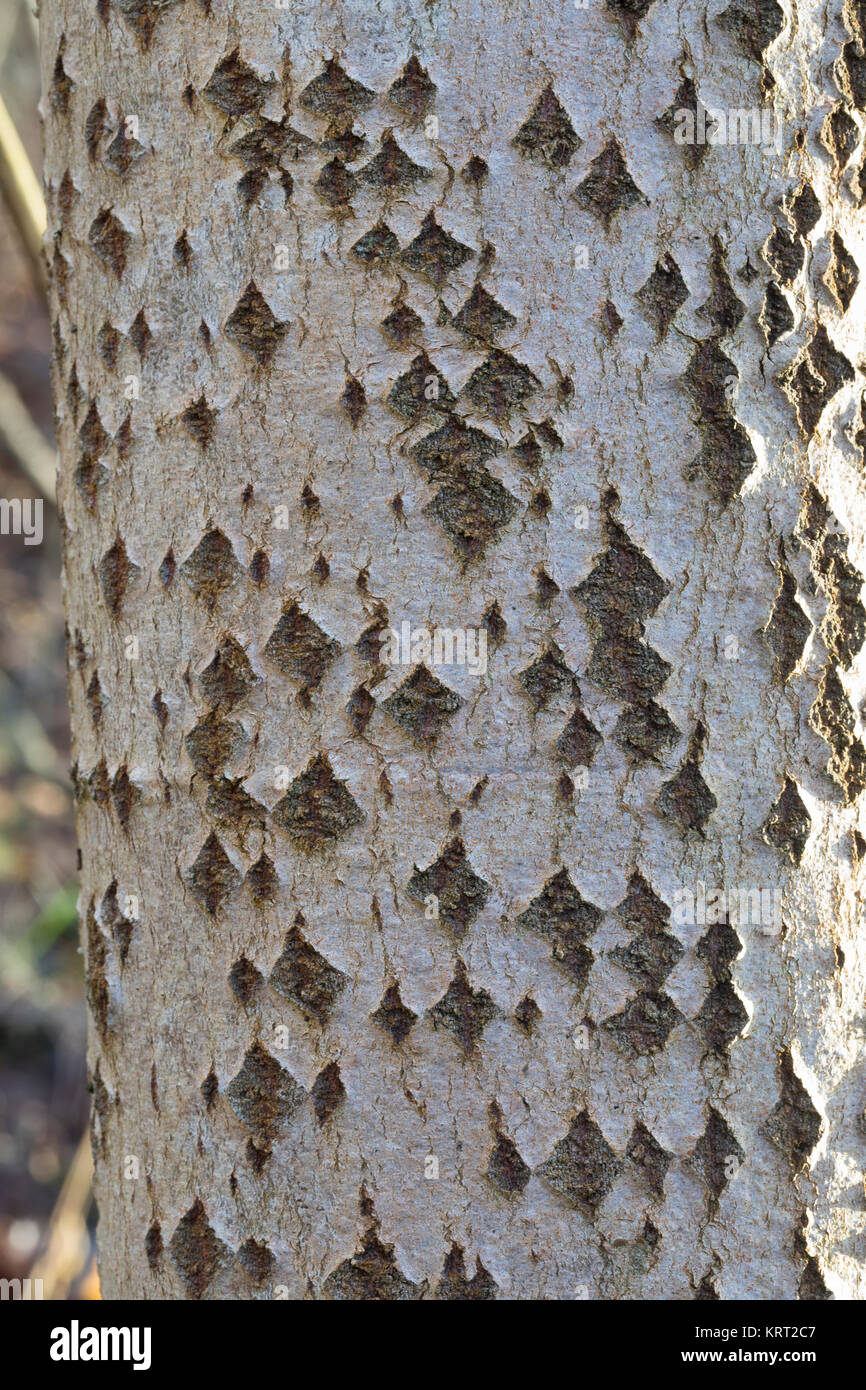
[42,0,866,1299]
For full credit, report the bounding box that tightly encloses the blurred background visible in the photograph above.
[0,1,95,1300]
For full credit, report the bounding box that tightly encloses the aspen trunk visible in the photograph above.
[42,0,866,1299]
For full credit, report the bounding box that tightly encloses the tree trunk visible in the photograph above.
[42,0,866,1299]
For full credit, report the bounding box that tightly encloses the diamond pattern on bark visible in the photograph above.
[411,416,500,479]
[382,665,463,745]
[657,73,708,170]
[796,484,866,670]
[536,1111,621,1217]
[264,602,340,690]
[206,777,268,833]
[810,665,866,803]
[388,55,437,123]
[425,466,519,560]
[573,512,670,632]
[695,981,748,1056]
[452,284,517,342]
[387,353,455,422]
[762,776,811,864]
[322,1228,420,1301]
[435,1243,498,1300]
[88,208,130,279]
[407,837,490,939]
[271,754,364,848]
[224,282,288,365]
[311,1061,345,1124]
[226,1042,307,1147]
[186,833,240,915]
[400,211,474,286]
[696,918,742,980]
[687,1107,744,1206]
[351,221,400,265]
[761,1050,822,1173]
[572,503,676,753]
[717,0,785,61]
[299,59,375,121]
[99,535,137,617]
[516,868,601,988]
[614,699,681,762]
[204,48,276,118]
[824,230,859,311]
[462,350,540,420]
[358,132,432,191]
[761,281,794,346]
[658,725,717,834]
[556,703,603,768]
[519,644,578,710]
[269,917,348,1024]
[699,237,746,335]
[169,1199,232,1300]
[428,960,498,1053]
[513,85,582,169]
[486,1102,531,1194]
[572,138,645,229]
[198,635,256,710]
[763,565,812,682]
[185,711,246,778]
[780,326,854,438]
[371,984,417,1044]
[681,338,757,502]
[610,916,683,990]
[603,991,684,1055]
[180,529,240,605]
[636,254,689,338]
[228,955,263,1005]
[627,1121,672,1196]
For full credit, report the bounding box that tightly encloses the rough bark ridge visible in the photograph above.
[42,0,866,1298]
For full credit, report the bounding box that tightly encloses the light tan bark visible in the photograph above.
[42,0,866,1299]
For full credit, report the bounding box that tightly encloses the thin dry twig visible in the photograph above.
[29,1128,94,1300]
[0,367,56,500]
[0,88,45,292]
